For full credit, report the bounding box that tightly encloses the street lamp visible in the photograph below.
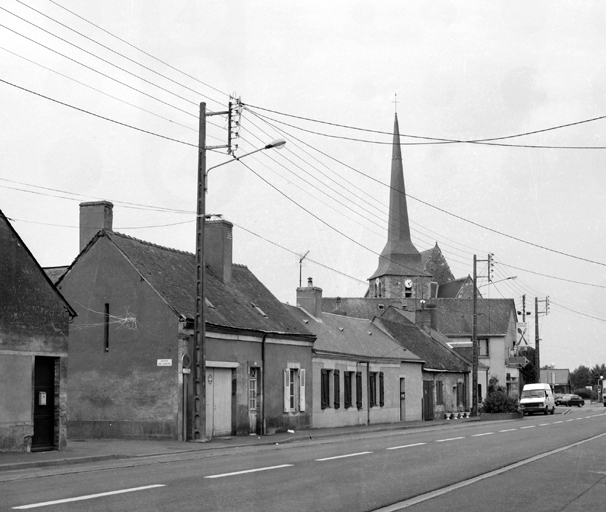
[191,101,286,442]
[478,276,517,288]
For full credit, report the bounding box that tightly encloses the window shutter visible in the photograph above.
[284,369,290,413]
[334,369,340,409]
[321,369,328,409]
[379,372,384,407]
[356,371,363,410]
[344,372,351,409]
[299,369,306,412]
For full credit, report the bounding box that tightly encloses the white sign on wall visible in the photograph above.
[157,359,172,367]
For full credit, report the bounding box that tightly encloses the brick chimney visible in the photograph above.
[205,218,233,283]
[79,201,113,252]
[297,277,323,319]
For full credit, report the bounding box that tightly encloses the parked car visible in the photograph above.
[554,393,564,405]
[559,394,584,407]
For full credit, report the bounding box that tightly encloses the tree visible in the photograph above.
[570,365,591,389]
[480,376,519,413]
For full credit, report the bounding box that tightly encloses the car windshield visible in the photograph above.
[521,390,545,398]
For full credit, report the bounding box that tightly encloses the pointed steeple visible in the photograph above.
[369,113,424,280]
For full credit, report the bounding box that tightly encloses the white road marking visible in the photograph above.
[205,464,292,478]
[553,421,563,424]
[12,485,165,509]
[499,428,517,432]
[566,419,575,422]
[374,432,606,511]
[471,432,494,437]
[387,443,426,450]
[521,426,536,429]
[316,451,372,461]
[539,424,549,426]
[435,437,465,443]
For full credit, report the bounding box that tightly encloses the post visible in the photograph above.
[192,102,207,441]
[472,255,478,416]
[535,296,540,382]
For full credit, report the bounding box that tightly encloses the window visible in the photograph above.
[333,370,340,409]
[284,368,306,413]
[479,338,489,357]
[369,372,377,407]
[436,380,444,405]
[321,369,330,409]
[344,372,353,409]
[356,371,363,409]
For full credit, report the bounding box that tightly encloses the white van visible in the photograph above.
[519,383,555,415]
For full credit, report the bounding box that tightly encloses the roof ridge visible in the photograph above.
[109,230,194,256]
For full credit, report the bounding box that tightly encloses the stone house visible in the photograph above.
[288,279,424,428]
[0,209,75,451]
[55,202,315,440]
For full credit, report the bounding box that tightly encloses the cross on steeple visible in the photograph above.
[392,93,399,113]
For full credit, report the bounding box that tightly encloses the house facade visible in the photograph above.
[56,202,314,440]
[290,279,424,428]
[0,210,74,451]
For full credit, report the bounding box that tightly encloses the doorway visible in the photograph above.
[399,378,406,421]
[423,380,434,421]
[249,368,259,434]
[205,367,232,437]
[32,357,56,451]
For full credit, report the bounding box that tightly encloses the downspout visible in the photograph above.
[367,361,370,426]
[262,334,267,435]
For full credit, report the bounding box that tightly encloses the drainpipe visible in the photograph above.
[262,334,267,435]
[367,361,370,426]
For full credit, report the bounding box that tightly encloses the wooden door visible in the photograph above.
[32,357,55,451]
[399,378,406,421]
[249,368,258,434]
[423,380,434,421]
[205,368,232,437]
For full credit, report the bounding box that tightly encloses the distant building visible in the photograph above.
[540,368,572,394]
[0,209,75,451]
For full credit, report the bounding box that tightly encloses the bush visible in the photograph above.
[574,388,594,400]
[480,377,520,413]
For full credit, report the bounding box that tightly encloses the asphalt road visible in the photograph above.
[3,406,605,512]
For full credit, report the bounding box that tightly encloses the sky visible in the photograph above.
[2,1,606,371]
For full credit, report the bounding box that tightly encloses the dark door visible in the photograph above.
[32,357,56,451]
[423,380,434,421]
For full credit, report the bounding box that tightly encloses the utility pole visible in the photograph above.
[534,296,550,383]
[471,253,493,416]
[191,101,234,442]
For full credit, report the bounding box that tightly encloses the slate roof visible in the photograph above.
[59,230,312,337]
[436,277,468,299]
[377,308,470,373]
[285,306,423,363]
[420,243,455,285]
[433,298,516,337]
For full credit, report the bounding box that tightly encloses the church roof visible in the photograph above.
[420,243,455,284]
[433,298,516,337]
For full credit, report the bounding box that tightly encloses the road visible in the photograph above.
[2,405,606,511]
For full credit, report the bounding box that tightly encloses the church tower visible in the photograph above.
[367,113,433,303]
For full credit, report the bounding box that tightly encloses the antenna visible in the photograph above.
[299,250,310,288]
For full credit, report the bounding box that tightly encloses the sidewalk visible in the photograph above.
[0,416,481,475]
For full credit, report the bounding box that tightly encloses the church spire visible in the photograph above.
[369,113,423,281]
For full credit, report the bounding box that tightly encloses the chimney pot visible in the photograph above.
[307,277,313,286]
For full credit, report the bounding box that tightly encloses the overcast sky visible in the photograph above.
[2,1,606,371]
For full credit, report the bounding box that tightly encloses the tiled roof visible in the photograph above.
[377,308,470,373]
[433,298,515,336]
[437,278,467,299]
[420,243,455,284]
[285,306,423,363]
[73,230,312,336]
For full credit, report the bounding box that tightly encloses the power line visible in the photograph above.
[48,0,230,100]
[244,103,606,149]
[0,78,198,147]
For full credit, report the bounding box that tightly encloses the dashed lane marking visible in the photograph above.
[316,452,372,461]
[499,429,517,432]
[387,443,426,450]
[471,433,494,437]
[205,464,293,479]
[12,485,166,509]
[435,437,465,443]
[521,426,536,429]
